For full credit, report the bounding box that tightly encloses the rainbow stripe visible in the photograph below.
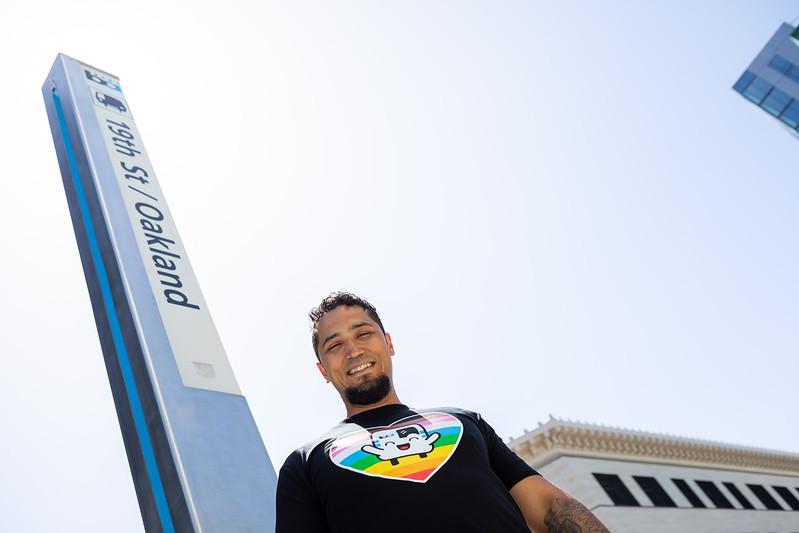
[328,412,463,483]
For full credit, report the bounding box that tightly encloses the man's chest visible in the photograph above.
[283,408,532,533]
[308,411,495,504]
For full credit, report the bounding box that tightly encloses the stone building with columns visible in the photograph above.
[509,417,799,533]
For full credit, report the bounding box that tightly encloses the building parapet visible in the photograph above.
[509,416,799,476]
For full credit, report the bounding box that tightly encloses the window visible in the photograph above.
[773,486,799,510]
[786,65,799,85]
[593,473,640,506]
[672,478,706,508]
[761,87,792,116]
[633,476,676,507]
[696,481,734,509]
[779,99,799,127]
[747,484,783,510]
[733,70,756,94]
[742,77,773,104]
[723,482,754,510]
[768,55,792,73]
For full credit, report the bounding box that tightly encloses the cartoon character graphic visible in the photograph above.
[329,412,463,483]
[361,424,440,465]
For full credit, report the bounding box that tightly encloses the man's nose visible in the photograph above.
[344,340,364,358]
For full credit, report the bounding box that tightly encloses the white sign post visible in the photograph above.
[43,54,276,532]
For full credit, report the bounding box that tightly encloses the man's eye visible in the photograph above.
[358,332,371,338]
[328,343,341,351]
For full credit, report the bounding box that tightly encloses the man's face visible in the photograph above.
[315,305,395,405]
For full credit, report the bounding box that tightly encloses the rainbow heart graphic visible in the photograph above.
[328,412,463,483]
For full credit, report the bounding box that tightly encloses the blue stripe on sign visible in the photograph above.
[53,90,176,533]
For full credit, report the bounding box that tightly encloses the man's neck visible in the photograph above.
[344,391,402,418]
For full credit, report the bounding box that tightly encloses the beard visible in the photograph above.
[344,373,391,406]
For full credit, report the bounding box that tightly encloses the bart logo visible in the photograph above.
[85,69,121,92]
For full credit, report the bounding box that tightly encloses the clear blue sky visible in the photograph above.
[0,1,797,530]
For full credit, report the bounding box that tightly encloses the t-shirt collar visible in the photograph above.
[344,403,409,425]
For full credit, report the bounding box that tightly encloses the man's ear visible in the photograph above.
[385,332,395,357]
[316,361,330,383]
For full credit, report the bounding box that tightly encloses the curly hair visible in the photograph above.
[309,292,386,359]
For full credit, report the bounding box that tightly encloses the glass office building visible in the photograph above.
[734,22,799,133]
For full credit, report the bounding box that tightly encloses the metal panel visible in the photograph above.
[43,54,276,532]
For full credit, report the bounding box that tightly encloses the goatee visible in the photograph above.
[345,374,391,405]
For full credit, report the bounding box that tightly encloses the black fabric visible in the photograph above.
[276,404,538,533]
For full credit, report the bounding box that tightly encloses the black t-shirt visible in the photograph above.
[275,404,539,533]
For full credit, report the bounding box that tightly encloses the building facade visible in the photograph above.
[509,417,799,533]
[734,22,799,135]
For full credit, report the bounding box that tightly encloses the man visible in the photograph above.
[276,292,609,532]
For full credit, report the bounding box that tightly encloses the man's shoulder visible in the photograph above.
[281,421,361,469]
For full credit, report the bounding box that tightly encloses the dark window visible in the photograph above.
[762,87,792,116]
[779,99,799,127]
[733,70,756,93]
[633,476,676,507]
[672,479,706,508]
[747,484,784,510]
[723,482,754,509]
[696,480,734,509]
[773,486,799,510]
[742,77,773,104]
[769,55,792,73]
[593,473,640,506]
[787,65,799,85]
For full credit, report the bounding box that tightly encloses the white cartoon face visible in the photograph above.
[361,424,440,465]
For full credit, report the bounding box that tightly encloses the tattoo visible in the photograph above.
[543,497,609,533]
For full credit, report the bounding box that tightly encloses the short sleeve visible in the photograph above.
[275,451,328,533]
[476,414,540,490]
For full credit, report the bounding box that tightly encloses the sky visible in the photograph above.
[1,1,797,531]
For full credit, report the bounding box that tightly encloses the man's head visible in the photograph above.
[309,292,397,411]
[310,292,386,358]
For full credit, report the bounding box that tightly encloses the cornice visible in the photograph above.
[508,417,799,477]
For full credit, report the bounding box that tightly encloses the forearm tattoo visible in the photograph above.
[543,497,609,533]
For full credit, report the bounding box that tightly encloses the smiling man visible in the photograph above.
[275,292,609,533]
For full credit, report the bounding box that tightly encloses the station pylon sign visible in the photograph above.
[42,54,276,532]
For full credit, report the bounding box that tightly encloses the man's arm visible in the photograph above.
[509,475,609,533]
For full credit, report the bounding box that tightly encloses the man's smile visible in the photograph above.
[347,361,375,375]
